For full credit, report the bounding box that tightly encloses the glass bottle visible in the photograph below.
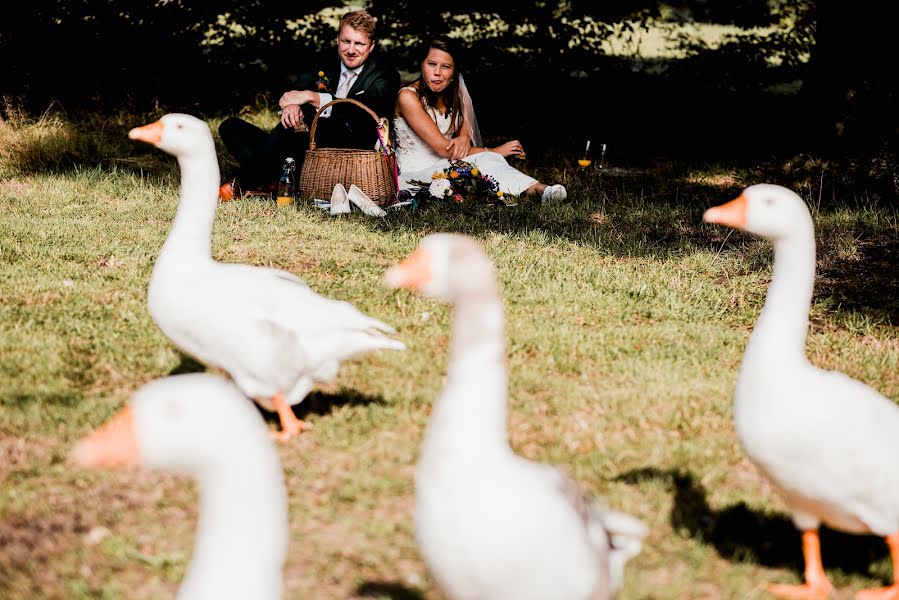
[277,157,296,205]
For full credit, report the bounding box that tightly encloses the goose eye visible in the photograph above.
[765,196,775,207]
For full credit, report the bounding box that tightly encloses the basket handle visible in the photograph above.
[307,97,382,151]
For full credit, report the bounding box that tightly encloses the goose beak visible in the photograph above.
[71,405,140,468]
[128,120,164,144]
[384,247,431,292]
[703,194,748,228]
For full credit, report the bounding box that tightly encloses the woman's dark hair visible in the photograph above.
[410,36,466,137]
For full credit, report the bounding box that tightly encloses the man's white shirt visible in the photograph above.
[318,63,365,118]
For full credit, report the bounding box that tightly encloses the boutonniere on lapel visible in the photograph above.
[316,71,331,93]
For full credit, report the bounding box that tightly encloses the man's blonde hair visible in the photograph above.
[339,10,377,40]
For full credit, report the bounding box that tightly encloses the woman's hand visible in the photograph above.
[280,104,305,131]
[446,133,473,160]
[491,140,526,159]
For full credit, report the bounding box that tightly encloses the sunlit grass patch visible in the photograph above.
[1,109,897,599]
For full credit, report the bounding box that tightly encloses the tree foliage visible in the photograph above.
[0,1,893,160]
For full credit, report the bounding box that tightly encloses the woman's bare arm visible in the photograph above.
[396,90,457,159]
[395,90,529,160]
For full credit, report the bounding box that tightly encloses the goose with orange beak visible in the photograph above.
[704,184,899,599]
[128,113,405,441]
[384,233,646,600]
[72,373,288,600]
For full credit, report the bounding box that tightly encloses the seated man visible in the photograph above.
[218,9,400,199]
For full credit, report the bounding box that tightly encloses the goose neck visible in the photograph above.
[180,450,287,599]
[426,295,511,457]
[743,230,816,369]
[161,153,220,262]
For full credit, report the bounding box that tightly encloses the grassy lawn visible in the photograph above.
[1,110,897,599]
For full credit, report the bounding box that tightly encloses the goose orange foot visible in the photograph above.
[856,585,899,600]
[270,421,307,442]
[766,581,832,599]
[857,533,899,599]
[768,530,833,599]
[271,392,307,442]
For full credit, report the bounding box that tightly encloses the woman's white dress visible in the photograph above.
[393,90,537,196]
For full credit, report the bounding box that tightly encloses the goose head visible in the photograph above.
[384,233,497,302]
[703,183,813,241]
[128,113,216,160]
[72,373,271,475]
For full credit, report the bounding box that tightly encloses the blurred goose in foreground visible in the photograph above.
[384,233,646,600]
[128,113,405,440]
[72,373,287,600]
[704,183,899,599]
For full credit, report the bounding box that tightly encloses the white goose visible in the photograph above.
[384,233,646,600]
[71,373,288,600]
[128,113,405,440]
[704,183,899,599]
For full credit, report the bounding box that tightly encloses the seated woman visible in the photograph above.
[393,37,567,204]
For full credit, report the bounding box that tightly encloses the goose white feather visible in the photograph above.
[385,233,646,600]
[704,183,899,599]
[128,113,405,439]
[71,373,288,600]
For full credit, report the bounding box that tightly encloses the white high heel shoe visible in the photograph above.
[330,183,351,215]
[348,184,387,217]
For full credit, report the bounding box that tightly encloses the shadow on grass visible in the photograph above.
[615,467,890,582]
[165,352,387,422]
[0,391,80,408]
[293,387,386,419]
[365,171,735,256]
[816,237,899,325]
[363,167,899,327]
[167,352,207,376]
[353,581,426,600]
[252,387,387,429]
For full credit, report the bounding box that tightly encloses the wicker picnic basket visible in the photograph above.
[298,98,398,206]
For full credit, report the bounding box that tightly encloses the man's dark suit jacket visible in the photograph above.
[298,55,400,151]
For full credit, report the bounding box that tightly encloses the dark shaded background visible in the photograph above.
[1,1,895,199]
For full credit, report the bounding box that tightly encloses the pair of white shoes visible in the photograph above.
[541,184,568,205]
[330,183,387,217]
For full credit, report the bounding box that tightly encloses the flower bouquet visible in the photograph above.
[409,160,508,206]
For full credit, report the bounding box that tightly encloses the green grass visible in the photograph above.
[1,109,897,599]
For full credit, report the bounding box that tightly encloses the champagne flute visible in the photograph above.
[578,140,592,168]
[596,143,607,173]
